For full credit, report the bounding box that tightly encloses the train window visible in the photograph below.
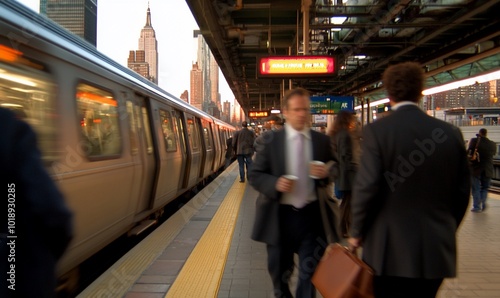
[126,101,138,155]
[0,49,58,163]
[76,83,122,158]
[141,106,153,154]
[159,109,177,152]
[202,120,213,150]
[187,116,200,151]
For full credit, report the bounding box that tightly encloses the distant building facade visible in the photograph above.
[127,50,149,80]
[223,100,231,123]
[427,80,500,110]
[40,0,97,46]
[180,90,189,103]
[207,102,221,119]
[210,55,220,108]
[193,30,220,113]
[190,62,203,110]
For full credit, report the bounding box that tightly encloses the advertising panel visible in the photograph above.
[310,96,354,114]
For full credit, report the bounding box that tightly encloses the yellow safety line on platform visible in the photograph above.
[165,177,246,298]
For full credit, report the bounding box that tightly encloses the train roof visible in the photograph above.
[1,1,233,128]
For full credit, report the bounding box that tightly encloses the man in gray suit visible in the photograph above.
[348,62,470,298]
[249,88,335,298]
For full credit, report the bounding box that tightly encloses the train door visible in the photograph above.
[201,119,215,178]
[219,127,226,167]
[126,96,156,214]
[212,124,222,172]
[153,105,183,207]
[186,114,202,185]
[172,109,189,190]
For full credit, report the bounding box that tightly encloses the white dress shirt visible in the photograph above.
[281,124,316,208]
[391,101,418,111]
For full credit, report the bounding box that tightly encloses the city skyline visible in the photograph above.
[16,0,236,111]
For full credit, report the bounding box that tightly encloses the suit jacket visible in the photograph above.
[467,136,496,177]
[248,128,335,245]
[331,128,360,191]
[0,108,73,298]
[351,105,470,279]
[232,128,256,155]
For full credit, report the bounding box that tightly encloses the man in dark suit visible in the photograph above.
[468,128,496,212]
[232,121,256,182]
[348,62,470,298]
[249,88,335,298]
[0,108,73,298]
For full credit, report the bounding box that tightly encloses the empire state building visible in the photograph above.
[137,5,158,84]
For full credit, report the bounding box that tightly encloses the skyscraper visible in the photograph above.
[138,5,158,84]
[210,54,219,105]
[190,62,203,110]
[194,31,220,112]
[40,0,97,46]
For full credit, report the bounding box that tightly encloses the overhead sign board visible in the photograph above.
[249,110,269,118]
[310,96,354,114]
[258,56,335,76]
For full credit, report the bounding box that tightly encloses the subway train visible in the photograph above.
[0,1,235,287]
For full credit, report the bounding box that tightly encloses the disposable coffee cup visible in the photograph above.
[309,160,325,179]
[283,174,298,188]
[283,174,298,181]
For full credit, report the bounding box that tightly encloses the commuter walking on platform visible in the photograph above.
[0,108,73,298]
[232,121,256,182]
[468,128,496,212]
[328,110,360,238]
[249,88,336,298]
[348,62,471,298]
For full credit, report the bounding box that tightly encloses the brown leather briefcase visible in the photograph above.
[312,243,374,298]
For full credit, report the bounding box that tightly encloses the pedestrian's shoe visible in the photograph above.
[239,179,245,183]
[471,208,482,213]
[482,203,487,212]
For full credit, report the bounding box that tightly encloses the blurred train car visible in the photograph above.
[0,1,235,288]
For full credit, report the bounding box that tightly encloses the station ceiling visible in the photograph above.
[185,0,500,113]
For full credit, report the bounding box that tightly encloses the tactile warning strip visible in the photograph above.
[165,177,245,298]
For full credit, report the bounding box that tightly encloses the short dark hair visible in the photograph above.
[283,87,310,109]
[479,128,487,136]
[242,121,248,127]
[382,62,424,103]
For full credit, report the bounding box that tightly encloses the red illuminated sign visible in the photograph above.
[249,111,269,118]
[259,56,335,76]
